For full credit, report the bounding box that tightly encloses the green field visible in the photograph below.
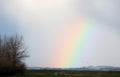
[3,70,120,77]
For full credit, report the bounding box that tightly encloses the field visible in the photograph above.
[2,70,120,77]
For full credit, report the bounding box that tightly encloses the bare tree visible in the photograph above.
[0,35,28,75]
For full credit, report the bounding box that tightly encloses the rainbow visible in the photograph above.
[52,16,98,68]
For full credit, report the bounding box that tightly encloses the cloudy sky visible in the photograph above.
[0,0,120,68]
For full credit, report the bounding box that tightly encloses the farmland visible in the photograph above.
[4,70,120,77]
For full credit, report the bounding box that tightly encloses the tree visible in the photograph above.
[0,35,28,75]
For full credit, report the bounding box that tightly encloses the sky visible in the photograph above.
[0,0,120,68]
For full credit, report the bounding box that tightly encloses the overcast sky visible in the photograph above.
[0,0,120,68]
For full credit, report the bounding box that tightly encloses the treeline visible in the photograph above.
[0,35,28,75]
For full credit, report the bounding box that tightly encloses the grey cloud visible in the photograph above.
[75,0,120,32]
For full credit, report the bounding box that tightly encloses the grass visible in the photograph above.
[1,70,120,77]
